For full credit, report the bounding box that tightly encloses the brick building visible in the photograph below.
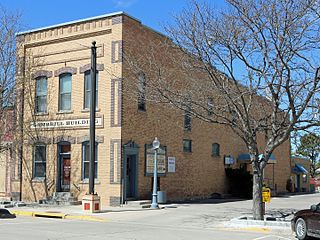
[16,12,291,206]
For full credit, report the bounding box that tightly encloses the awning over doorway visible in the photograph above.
[237,153,276,163]
[292,163,308,174]
[237,153,251,162]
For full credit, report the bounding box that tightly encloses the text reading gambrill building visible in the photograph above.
[16,12,291,206]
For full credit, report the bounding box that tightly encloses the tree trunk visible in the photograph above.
[252,164,263,220]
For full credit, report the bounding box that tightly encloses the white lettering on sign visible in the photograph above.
[31,118,103,129]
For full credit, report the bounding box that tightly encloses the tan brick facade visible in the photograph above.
[16,12,291,207]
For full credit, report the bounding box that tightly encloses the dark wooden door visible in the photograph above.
[62,156,71,192]
[126,155,136,198]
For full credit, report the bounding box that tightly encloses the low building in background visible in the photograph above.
[291,155,311,192]
[15,12,292,206]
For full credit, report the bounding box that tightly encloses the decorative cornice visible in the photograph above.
[24,29,112,48]
[112,16,123,25]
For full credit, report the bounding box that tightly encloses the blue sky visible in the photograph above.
[1,0,226,34]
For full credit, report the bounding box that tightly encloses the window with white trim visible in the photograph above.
[82,141,98,180]
[33,144,46,178]
[59,73,72,111]
[84,71,98,109]
[35,77,47,113]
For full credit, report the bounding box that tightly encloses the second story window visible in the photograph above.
[84,71,98,109]
[184,109,192,131]
[212,143,220,156]
[207,97,213,116]
[59,73,72,111]
[35,77,48,113]
[138,72,146,111]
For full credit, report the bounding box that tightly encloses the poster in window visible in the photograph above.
[168,157,176,173]
[145,144,166,176]
[224,156,235,165]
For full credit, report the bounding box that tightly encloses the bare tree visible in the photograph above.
[0,8,21,145]
[124,0,320,220]
[0,8,22,200]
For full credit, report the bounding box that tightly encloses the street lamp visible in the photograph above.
[151,137,160,209]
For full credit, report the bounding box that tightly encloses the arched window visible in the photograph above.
[82,141,98,180]
[33,143,46,178]
[59,73,72,111]
[212,143,220,157]
[35,77,47,113]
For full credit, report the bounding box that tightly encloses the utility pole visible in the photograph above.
[82,41,100,213]
[89,41,97,195]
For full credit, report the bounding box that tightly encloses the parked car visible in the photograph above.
[292,204,320,239]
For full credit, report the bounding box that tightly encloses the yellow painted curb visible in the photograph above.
[238,227,271,233]
[11,210,34,217]
[65,215,107,222]
[11,210,106,222]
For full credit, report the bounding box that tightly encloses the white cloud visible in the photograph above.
[112,0,136,9]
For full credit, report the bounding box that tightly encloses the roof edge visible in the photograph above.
[16,11,141,36]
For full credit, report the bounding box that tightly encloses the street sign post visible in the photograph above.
[262,187,271,217]
[262,187,271,203]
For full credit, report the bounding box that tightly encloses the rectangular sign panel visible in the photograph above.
[31,117,103,129]
[168,157,176,173]
[145,144,166,176]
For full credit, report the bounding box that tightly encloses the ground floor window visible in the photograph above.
[82,141,98,180]
[33,144,46,178]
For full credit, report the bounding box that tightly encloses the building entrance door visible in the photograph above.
[58,143,71,192]
[125,155,137,199]
[296,174,301,192]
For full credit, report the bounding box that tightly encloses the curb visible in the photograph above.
[11,210,33,217]
[11,210,107,222]
[228,215,291,229]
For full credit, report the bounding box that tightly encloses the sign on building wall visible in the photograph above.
[168,157,176,173]
[145,144,166,176]
[224,156,235,165]
[31,117,103,129]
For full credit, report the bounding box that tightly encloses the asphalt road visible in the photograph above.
[2,193,318,240]
[0,216,294,240]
